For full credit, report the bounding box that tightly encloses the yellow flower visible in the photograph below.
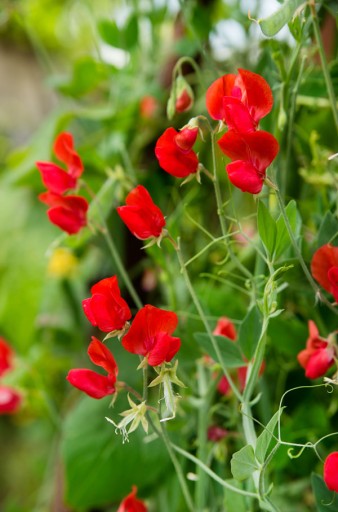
[48,248,78,278]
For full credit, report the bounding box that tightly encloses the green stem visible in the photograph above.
[274,187,337,315]
[169,235,242,401]
[310,0,338,136]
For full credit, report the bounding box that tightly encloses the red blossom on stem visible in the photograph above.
[207,425,228,442]
[324,452,338,493]
[297,321,335,379]
[117,185,166,240]
[175,89,193,113]
[117,486,147,512]
[155,127,199,178]
[82,276,131,333]
[0,386,22,414]
[206,69,273,131]
[311,244,338,302]
[39,192,88,235]
[122,305,180,366]
[67,337,118,399]
[218,130,279,194]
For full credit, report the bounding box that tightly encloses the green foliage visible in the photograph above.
[311,473,338,511]
[238,306,263,359]
[257,200,277,259]
[257,0,305,37]
[255,409,283,464]
[230,445,259,481]
[194,332,244,368]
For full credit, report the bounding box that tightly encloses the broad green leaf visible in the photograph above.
[255,409,283,464]
[311,473,338,511]
[317,211,338,247]
[223,479,247,512]
[231,444,259,481]
[257,0,305,37]
[194,332,244,368]
[98,19,121,47]
[62,396,170,509]
[274,200,302,259]
[98,16,138,50]
[257,201,277,258]
[237,306,263,359]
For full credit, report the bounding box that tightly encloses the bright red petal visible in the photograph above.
[0,387,22,414]
[206,74,237,120]
[0,337,14,377]
[305,348,334,379]
[47,196,88,235]
[324,452,338,493]
[67,369,116,398]
[155,127,199,178]
[226,160,264,194]
[222,97,256,133]
[53,132,83,179]
[311,244,338,292]
[147,333,181,366]
[37,161,77,194]
[88,337,118,376]
[117,486,147,512]
[237,69,273,124]
[213,317,237,340]
[328,266,338,302]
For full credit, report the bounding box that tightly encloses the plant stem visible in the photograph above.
[310,0,338,136]
[168,235,242,401]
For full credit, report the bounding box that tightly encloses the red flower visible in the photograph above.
[117,185,166,240]
[0,337,14,377]
[206,69,273,131]
[213,317,237,340]
[207,425,228,442]
[176,89,193,113]
[39,192,88,235]
[0,386,22,414]
[82,276,131,333]
[117,486,147,512]
[122,305,180,366]
[324,452,338,493]
[218,130,279,194]
[140,95,159,119]
[311,244,338,302]
[36,132,83,194]
[67,337,118,399]
[155,127,199,178]
[297,321,335,379]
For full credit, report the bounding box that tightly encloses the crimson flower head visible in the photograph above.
[39,191,88,235]
[117,486,147,512]
[311,244,338,302]
[67,337,118,399]
[0,387,22,414]
[0,337,14,377]
[213,317,237,340]
[206,69,273,132]
[297,321,335,379]
[155,127,199,178]
[122,305,180,366]
[36,132,83,194]
[218,129,279,194]
[117,185,166,240]
[82,276,131,333]
[324,452,338,493]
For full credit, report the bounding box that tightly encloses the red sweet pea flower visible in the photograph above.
[297,321,335,379]
[324,452,338,493]
[206,69,273,131]
[0,386,22,414]
[311,244,338,302]
[67,337,118,399]
[0,337,14,377]
[82,276,131,333]
[176,89,193,113]
[53,132,83,179]
[117,185,166,240]
[117,486,147,512]
[39,191,88,235]
[218,130,279,194]
[155,127,199,178]
[213,317,237,340]
[122,305,180,366]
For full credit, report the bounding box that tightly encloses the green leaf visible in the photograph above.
[237,306,263,359]
[62,396,170,509]
[231,444,259,481]
[98,16,138,50]
[317,211,338,247]
[257,201,277,258]
[275,200,302,259]
[194,332,244,368]
[257,0,305,37]
[255,409,283,464]
[311,473,338,511]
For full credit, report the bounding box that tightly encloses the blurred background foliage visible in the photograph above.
[0,0,337,510]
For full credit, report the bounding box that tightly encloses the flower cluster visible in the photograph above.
[0,337,22,414]
[155,126,199,178]
[206,69,279,194]
[297,320,336,379]
[67,276,181,400]
[37,132,88,234]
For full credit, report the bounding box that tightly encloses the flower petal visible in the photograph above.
[87,337,118,376]
[36,162,77,194]
[67,369,116,398]
[205,74,237,120]
[226,160,264,194]
[237,69,273,124]
[311,244,338,292]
